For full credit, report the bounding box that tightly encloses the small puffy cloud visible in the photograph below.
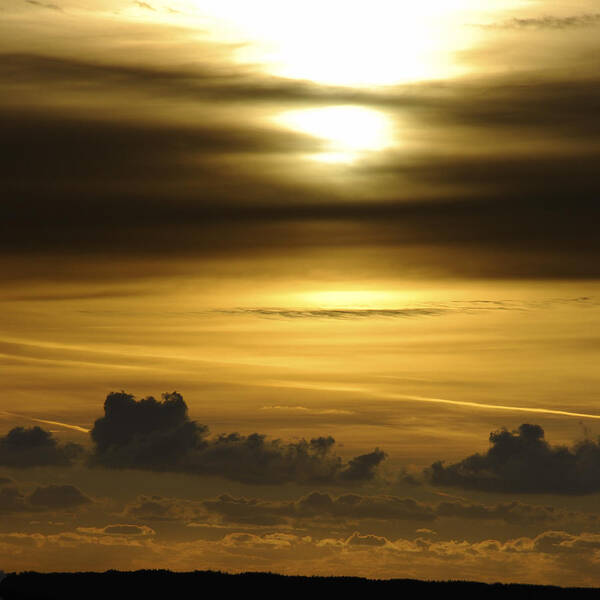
[28,485,91,510]
[345,531,388,547]
[77,524,155,536]
[0,426,83,468]
[89,392,385,485]
[427,424,600,494]
[0,486,27,512]
[0,483,90,512]
[124,495,197,522]
[103,525,154,536]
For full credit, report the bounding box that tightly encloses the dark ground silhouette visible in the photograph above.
[0,570,599,599]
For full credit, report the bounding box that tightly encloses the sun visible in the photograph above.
[300,290,402,309]
[273,105,393,163]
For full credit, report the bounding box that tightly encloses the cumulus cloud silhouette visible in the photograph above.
[427,424,600,494]
[0,483,90,512]
[90,391,202,471]
[76,524,156,536]
[0,426,83,468]
[89,392,385,485]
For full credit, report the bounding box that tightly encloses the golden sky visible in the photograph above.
[1,0,600,586]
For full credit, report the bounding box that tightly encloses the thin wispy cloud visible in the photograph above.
[218,297,597,320]
[25,0,62,11]
[221,308,447,320]
[0,412,90,434]
[480,13,600,30]
[260,406,354,415]
[255,381,600,421]
[134,1,155,10]
[379,393,600,421]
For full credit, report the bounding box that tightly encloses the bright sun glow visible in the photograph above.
[301,290,404,308]
[274,105,393,163]
[190,0,490,86]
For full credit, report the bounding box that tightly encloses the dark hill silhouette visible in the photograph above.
[0,570,598,600]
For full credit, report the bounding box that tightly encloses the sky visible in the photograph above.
[1,0,600,586]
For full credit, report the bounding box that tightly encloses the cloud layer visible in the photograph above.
[2,49,600,280]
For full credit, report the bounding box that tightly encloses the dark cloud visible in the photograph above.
[89,392,385,485]
[0,426,84,468]
[90,392,203,471]
[28,485,91,509]
[427,424,600,494]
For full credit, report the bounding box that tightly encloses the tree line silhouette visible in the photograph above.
[0,570,598,599]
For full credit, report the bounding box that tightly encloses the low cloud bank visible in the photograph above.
[201,491,569,527]
[89,392,386,485]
